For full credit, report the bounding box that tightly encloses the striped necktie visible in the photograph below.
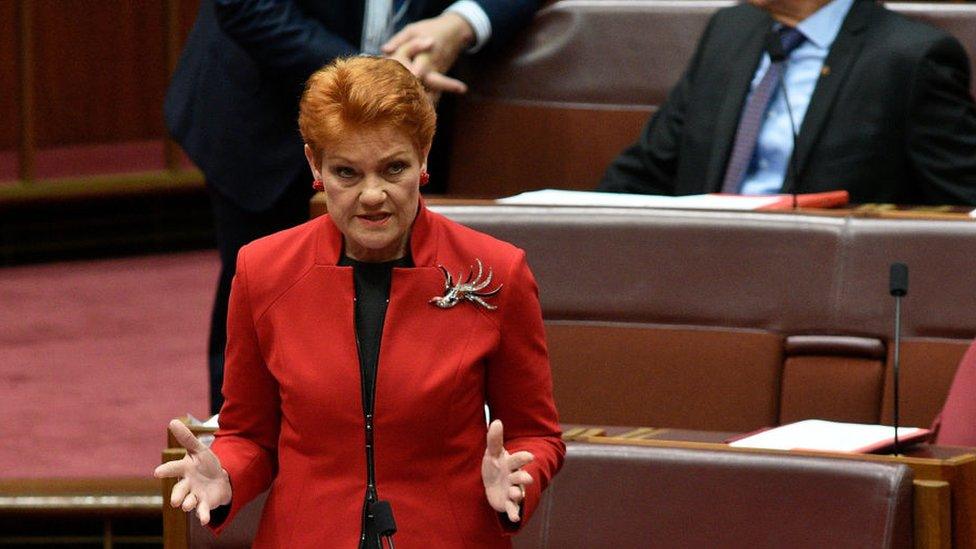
[720,27,807,194]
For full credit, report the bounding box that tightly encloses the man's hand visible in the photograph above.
[383,12,474,95]
[154,420,232,525]
[481,420,534,522]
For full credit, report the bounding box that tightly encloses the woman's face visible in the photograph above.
[305,125,425,263]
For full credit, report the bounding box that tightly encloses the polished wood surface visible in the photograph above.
[0,477,159,516]
[162,448,188,549]
[915,480,953,549]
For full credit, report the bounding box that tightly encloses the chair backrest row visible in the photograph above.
[178,442,915,548]
[513,442,914,548]
[446,0,976,196]
[431,204,976,431]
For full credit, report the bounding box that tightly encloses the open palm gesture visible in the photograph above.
[153,419,232,525]
[482,420,535,522]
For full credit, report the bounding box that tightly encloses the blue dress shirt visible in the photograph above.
[739,0,855,195]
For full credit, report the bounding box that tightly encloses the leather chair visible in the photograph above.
[432,204,975,431]
[514,442,915,548]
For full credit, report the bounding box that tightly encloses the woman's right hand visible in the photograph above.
[154,419,232,525]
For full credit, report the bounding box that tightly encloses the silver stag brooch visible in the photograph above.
[430,259,503,310]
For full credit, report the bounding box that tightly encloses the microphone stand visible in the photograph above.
[892,292,902,456]
[889,262,908,455]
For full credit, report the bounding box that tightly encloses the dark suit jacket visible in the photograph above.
[211,202,564,546]
[165,0,538,211]
[599,0,976,206]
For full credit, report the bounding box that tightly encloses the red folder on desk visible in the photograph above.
[728,190,850,211]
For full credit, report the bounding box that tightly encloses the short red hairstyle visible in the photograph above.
[299,56,436,159]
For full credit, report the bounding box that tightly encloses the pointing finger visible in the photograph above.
[486,420,504,457]
[169,419,207,454]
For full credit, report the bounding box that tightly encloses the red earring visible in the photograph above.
[420,171,430,186]
[312,179,324,192]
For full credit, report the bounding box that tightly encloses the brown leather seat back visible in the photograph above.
[834,218,976,426]
[547,323,783,431]
[449,0,715,196]
[514,442,915,548]
[434,205,976,431]
[778,335,887,424]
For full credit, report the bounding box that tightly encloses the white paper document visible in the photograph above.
[728,419,930,453]
[497,189,784,210]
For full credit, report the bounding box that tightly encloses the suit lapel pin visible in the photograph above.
[821,65,831,77]
[430,258,503,310]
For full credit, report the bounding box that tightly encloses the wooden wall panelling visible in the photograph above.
[30,0,169,179]
[0,0,19,183]
[0,1,20,160]
[31,0,168,147]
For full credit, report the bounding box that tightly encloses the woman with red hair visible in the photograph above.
[155,56,564,547]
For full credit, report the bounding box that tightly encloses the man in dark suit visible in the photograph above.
[598,0,976,206]
[166,0,539,414]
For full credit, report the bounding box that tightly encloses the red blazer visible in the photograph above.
[932,339,976,446]
[211,202,565,547]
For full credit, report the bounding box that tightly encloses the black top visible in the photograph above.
[339,253,412,549]
[339,254,413,414]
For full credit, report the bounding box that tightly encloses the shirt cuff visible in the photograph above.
[445,0,491,53]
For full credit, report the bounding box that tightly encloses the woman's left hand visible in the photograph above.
[482,419,535,522]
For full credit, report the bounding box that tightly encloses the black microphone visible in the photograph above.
[889,262,908,455]
[370,500,397,549]
[764,30,801,210]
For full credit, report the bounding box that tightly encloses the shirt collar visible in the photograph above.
[793,0,855,50]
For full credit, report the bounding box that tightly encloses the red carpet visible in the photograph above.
[0,251,217,478]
